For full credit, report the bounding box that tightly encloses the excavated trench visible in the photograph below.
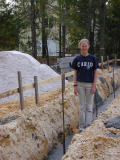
[62,94,120,160]
[0,67,120,160]
[61,67,120,160]
[47,86,120,160]
[48,66,120,160]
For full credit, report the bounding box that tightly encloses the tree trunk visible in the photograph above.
[59,23,62,57]
[42,15,47,58]
[62,24,66,57]
[86,0,92,39]
[99,0,106,57]
[30,0,37,59]
[61,2,66,58]
[41,1,49,63]
[89,8,96,54]
[59,0,62,58]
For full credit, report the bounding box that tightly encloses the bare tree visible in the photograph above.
[86,0,92,39]
[62,2,67,57]
[62,24,66,57]
[59,0,62,57]
[30,0,37,59]
[41,0,49,64]
[99,0,106,57]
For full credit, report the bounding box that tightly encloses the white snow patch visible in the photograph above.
[0,51,62,103]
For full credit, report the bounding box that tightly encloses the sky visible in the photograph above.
[6,0,12,4]
[6,0,14,6]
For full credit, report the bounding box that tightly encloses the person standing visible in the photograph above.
[71,39,98,131]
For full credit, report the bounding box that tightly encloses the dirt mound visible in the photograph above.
[0,84,79,160]
[0,66,120,159]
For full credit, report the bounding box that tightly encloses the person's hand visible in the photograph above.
[74,86,79,96]
[90,84,96,94]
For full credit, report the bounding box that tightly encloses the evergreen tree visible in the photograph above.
[0,0,119,59]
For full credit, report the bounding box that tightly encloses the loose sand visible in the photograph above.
[0,61,120,159]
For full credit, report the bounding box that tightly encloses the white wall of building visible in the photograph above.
[37,39,59,56]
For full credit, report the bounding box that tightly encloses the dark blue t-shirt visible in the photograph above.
[71,54,99,83]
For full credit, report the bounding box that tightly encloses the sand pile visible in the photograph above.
[62,93,120,160]
[0,51,61,103]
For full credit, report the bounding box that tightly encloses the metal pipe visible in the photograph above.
[61,73,66,154]
[113,62,115,98]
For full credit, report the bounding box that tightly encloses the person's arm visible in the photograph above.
[93,69,97,85]
[73,69,77,85]
[71,56,79,95]
[90,69,97,94]
[73,69,79,96]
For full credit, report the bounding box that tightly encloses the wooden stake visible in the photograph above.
[18,71,24,110]
[34,76,39,104]
[115,55,117,66]
[107,56,109,71]
[113,64,115,99]
[101,56,103,69]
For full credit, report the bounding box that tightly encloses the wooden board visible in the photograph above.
[0,59,119,99]
[0,88,18,99]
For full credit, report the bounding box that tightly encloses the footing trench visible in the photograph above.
[62,93,120,160]
[0,68,120,160]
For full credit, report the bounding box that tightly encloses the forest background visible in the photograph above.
[0,0,120,63]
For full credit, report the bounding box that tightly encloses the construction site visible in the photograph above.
[0,51,120,160]
[0,0,120,159]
